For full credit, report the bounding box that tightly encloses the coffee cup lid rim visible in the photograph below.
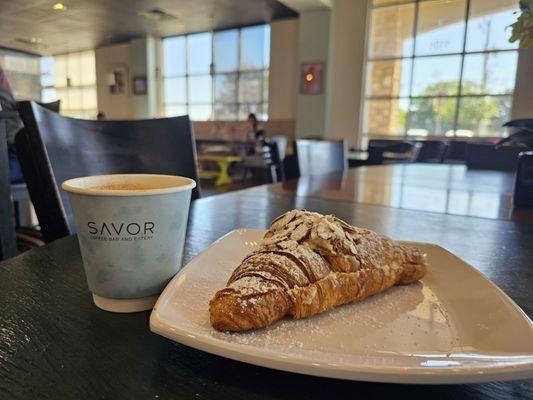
[61,174,197,196]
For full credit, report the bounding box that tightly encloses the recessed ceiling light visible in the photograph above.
[52,3,67,11]
[15,37,43,46]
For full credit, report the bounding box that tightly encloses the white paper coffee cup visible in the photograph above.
[62,174,196,313]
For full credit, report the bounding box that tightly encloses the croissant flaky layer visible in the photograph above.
[209,210,427,331]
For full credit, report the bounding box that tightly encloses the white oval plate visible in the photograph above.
[149,229,533,384]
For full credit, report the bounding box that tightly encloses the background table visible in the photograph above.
[198,154,242,186]
[1,176,532,399]
[269,164,531,222]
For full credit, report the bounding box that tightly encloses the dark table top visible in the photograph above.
[1,180,533,399]
[268,164,533,222]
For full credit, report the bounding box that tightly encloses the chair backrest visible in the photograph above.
[382,142,415,153]
[296,139,346,177]
[416,141,449,163]
[465,142,522,171]
[443,140,468,163]
[282,153,300,180]
[270,135,288,160]
[259,140,283,182]
[503,119,533,130]
[367,140,418,164]
[15,101,200,242]
[17,100,60,113]
[0,118,17,260]
[40,100,61,113]
[260,140,281,166]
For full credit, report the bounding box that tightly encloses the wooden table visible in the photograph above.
[1,173,533,398]
[269,164,531,222]
[198,154,242,186]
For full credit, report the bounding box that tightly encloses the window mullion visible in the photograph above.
[236,28,242,120]
[211,31,214,120]
[452,0,471,137]
[185,35,190,116]
[162,24,269,121]
[405,0,420,138]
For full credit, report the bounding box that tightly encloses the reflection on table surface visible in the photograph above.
[269,164,530,222]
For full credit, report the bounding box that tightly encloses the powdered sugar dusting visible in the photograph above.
[157,229,467,367]
[172,269,456,362]
[228,276,278,295]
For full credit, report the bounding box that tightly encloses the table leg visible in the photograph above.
[215,160,233,186]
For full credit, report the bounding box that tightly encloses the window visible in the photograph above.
[363,0,519,141]
[40,50,97,119]
[0,49,41,100]
[163,24,270,121]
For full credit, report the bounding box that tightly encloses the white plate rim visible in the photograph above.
[150,229,533,384]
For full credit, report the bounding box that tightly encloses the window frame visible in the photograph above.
[362,0,519,141]
[162,24,270,121]
[40,50,98,119]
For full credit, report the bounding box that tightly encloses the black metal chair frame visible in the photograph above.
[0,118,17,260]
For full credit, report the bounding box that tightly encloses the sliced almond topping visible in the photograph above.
[332,216,358,234]
[278,239,299,250]
[263,232,286,245]
[317,221,333,240]
[290,223,309,242]
[270,210,297,231]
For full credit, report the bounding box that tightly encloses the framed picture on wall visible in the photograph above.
[133,76,147,95]
[107,65,127,94]
[300,62,324,95]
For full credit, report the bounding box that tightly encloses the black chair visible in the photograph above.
[0,118,17,260]
[17,100,61,113]
[465,142,523,171]
[12,100,61,225]
[242,140,284,183]
[416,141,449,163]
[15,101,200,243]
[295,139,346,177]
[282,153,300,180]
[498,119,533,148]
[443,140,468,163]
[269,135,288,161]
[367,140,420,165]
[503,119,533,131]
[40,100,61,113]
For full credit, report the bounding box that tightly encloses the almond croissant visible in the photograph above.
[209,210,427,331]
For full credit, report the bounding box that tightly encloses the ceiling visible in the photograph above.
[0,0,298,56]
[278,0,330,12]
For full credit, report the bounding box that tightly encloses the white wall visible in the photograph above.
[296,9,331,137]
[293,1,370,146]
[511,46,533,120]
[325,0,368,147]
[130,37,160,119]
[268,18,299,121]
[95,37,161,120]
[95,43,133,119]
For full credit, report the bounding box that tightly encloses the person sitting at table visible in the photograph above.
[246,113,265,155]
[0,64,24,183]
